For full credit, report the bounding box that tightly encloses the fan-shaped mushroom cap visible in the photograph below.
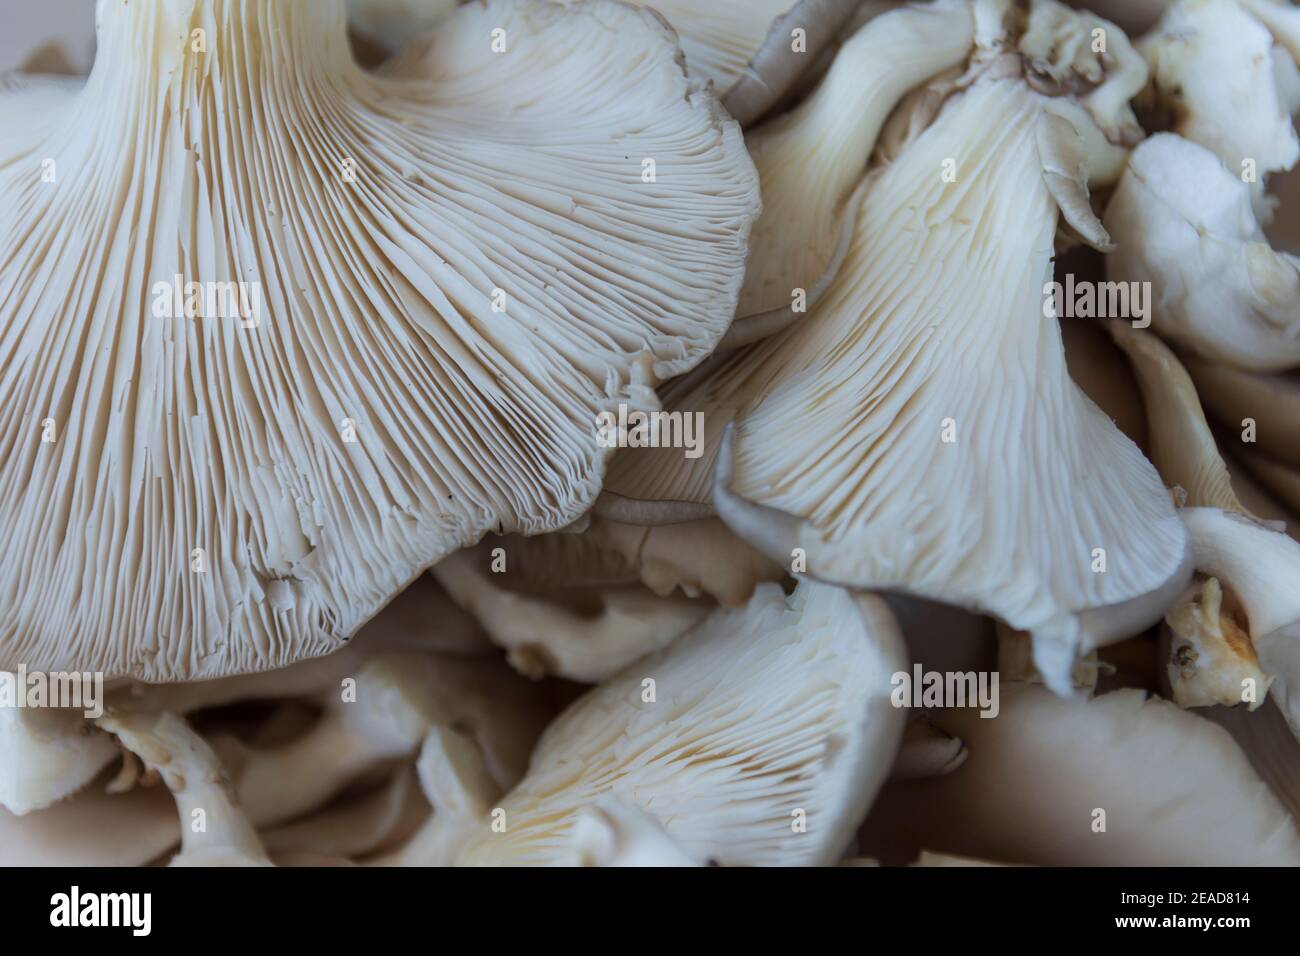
[1106,134,1300,371]
[457,581,908,866]
[712,2,1188,691]
[1141,0,1300,220]
[0,0,759,682]
[858,684,1300,865]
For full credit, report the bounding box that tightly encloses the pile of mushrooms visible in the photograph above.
[2,0,1299,868]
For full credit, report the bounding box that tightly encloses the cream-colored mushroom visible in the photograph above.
[260,765,427,861]
[458,581,907,866]
[97,711,272,867]
[434,547,708,682]
[1141,0,1300,220]
[214,651,550,828]
[0,0,759,682]
[711,0,1186,691]
[858,684,1300,865]
[0,706,118,816]
[728,0,979,345]
[1106,134,1300,371]
[375,725,503,866]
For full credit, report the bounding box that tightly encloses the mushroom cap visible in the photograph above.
[714,72,1189,691]
[1105,133,1300,371]
[859,684,1300,865]
[458,581,908,866]
[0,0,759,681]
[1142,0,1300,218]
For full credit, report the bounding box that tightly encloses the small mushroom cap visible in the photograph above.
[0,0,759,681]
[859,684,1300,865]
[1106,133,1300,372]
[1142,0,1300,219]
[458,581,908,866]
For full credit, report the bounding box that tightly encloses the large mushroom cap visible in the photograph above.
[458,581,907,866]
[0,0,759,681]
[713,7,1188,690]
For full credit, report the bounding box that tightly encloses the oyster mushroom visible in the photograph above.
[0,776,180,867]
[1176,507,1300,728]
[1140,0,1300,220]
[260,764,427,861]
[578,0,864,128]
[1106,322,1247,512]
[375,724,503,866]
[728,0,979,345]
[457,581,907,866]
[1105,134,1300,371]
[214,650,551,828]
[0,0,759,682]
[858,684,1300,865]
[453,516,785,607]
[709,0,1188,690]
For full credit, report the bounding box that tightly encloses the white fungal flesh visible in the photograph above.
[457,581,907,866]
[1106,134,1300,372]
[737,1,977,324]
[859,685,1300,865]
[0,0,759,681]
[716,76,1188,690]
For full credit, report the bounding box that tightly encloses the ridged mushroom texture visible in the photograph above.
[0,0,760,681]
[455,581,908,866]
[705,0,1188,690]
